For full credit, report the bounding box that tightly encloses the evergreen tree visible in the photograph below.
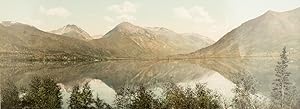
[81,82,94,108]
[194,84,220,109]
[23,76,62,109]
[69,83,94,109]
[114,85,161,109]
[94,96,112,109]
[163,83,221,109]
[69,85,82,109]
[114,87,135,109]
[231,73,265,109]
[0,80,21,109]
[271,47,297,109]
[163,83,186,109]
[130,85,161,109]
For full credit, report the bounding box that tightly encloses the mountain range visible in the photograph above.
[0,21,214,60]
[1,7,299,60]
[0,21,109,61]
[91,22,214,58]
[189,8,300,58]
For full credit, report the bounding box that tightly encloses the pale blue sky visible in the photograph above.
[1,0,299,40]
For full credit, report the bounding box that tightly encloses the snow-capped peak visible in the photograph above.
[61,24,88,35]
[50,24,92,40]
[63,24,80,31]
[262,10,279,17]
[1,21,19,27]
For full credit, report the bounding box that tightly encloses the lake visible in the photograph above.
[0,57,299,107]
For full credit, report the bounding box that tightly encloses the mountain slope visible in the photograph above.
[0,21,109,61]
[91,22,214,58]
[190,8,300,58]
[50,24,93,40]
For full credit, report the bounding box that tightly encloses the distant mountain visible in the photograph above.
[91,22,214,58]
[181,33,215,48]
[50,24,93,40]
[0,21,109,61]
[190,7,300,58]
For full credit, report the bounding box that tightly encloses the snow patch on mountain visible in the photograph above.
[1,21,18,27]
[51,24,92,40]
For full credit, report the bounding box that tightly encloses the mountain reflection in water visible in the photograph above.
[1,57,299,96]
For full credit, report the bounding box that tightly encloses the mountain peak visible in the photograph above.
[0,21,32,27]
[63,24,81,30]
[263,10,278,16]
[66,24,76,26]
[115,22,137,30]
[0,21,40,31]
[191,7,300,58]
[117,22,134,26]
[255,10,280,21]
[111,22,144,34]
[1,21,18,26]
[50,24,92,40]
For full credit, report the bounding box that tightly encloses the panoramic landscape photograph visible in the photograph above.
[0,0,300,109]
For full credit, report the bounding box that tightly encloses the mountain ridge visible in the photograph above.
[189,7,300,58]
[50,24,93,40]
[92,22,215,58]
[0,21,110,61]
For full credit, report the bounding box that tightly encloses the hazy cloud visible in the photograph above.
[40,6,71,17]
[108,1,137,14]
[103,16,115,23]
[106,1,138,23]
[173,6,214,23]
[116,15,136,22]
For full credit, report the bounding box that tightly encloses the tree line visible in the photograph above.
[1,47,299,109]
